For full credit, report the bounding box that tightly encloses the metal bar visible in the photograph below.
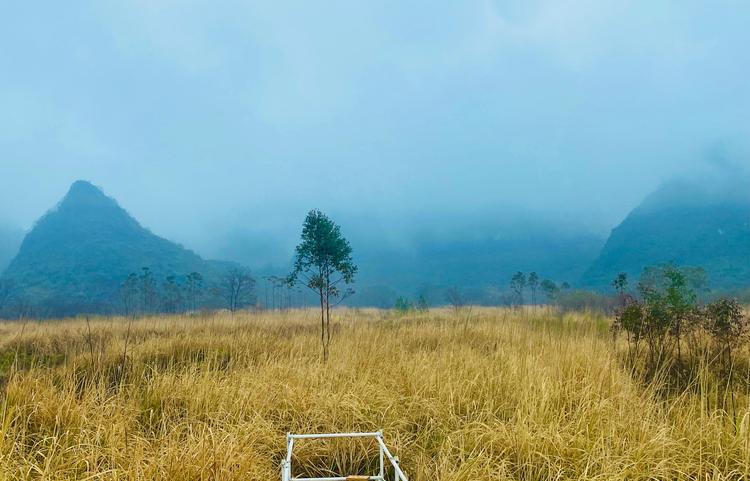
[284,431,405,481]
[376,437,408,481]
[292,477,348,481]
[291,478,384,481]
[286,437,295,464]
[378,433,384,480]
[289,432,381,440]
[283,433,294,481]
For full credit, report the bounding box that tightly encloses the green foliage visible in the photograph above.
[0,181,235,316]
[637,264,700,359]
[613,263,750,392]
[616,301,645,337]
[394,296,413,313]
[639,263,707,295]
[704,298,748,350]
[612,272,628,294]
[288,210,357,299]
[288,209,357,360]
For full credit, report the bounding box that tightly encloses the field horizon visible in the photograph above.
[1,307,748,480]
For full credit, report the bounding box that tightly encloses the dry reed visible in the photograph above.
[0,307,748,480]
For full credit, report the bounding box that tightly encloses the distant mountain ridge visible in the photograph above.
[582,177,750,289]
[1,180,236,315]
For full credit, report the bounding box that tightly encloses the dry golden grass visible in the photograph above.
[0,307,749,480]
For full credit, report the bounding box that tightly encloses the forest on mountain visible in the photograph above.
[1,172,749,317]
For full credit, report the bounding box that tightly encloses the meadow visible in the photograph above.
[0,307,748,480]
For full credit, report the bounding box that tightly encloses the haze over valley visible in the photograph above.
[3,3,750,480]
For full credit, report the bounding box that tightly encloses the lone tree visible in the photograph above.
[612,272,628,295]
[612,272,630,308]
[288,209,357,361]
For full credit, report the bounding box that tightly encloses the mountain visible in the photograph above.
[582,178,750,289]
[356,232,604,287]
[1,180,235,315]
[346,231,605,306]
[0,224,23,272]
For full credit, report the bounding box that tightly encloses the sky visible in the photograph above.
[1,1,749,264]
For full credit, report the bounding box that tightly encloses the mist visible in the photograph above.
[1,1,749,273]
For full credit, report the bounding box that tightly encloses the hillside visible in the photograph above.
[0,224,23,272]
[582,178,750,289]
[348,232,604,306]
[1,181,234,315]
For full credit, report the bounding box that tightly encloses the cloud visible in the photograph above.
[0,0,748,253]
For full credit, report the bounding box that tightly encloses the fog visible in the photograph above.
[1,1,749,270]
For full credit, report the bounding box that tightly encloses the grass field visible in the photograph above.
[0,307,749,480]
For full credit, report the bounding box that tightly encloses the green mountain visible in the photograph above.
[0,224,23,272]
[582,178,750,289]
[1,180,234,315]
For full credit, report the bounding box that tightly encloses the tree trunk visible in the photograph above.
[319,288,326,362]
[325,290,331,361]
[324,272,331,362]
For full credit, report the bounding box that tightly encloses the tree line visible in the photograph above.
[119,266,256,316]
[509,271,571,305]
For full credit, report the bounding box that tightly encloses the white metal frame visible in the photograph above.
[280,431,408,481]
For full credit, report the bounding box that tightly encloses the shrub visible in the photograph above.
[703,298,748,369]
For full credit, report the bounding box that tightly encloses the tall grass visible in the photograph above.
[0,307,748,480]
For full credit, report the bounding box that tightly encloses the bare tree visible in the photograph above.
[139,267,157,314]
[445,287,465,313]
[120,273,139,317]
[185,272,203,312]
[222,267,256,313]
[162,275,183,313]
